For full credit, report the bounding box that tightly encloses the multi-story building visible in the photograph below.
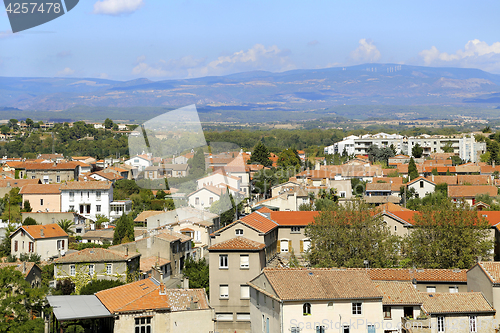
[10,223,68,261]
[60,181,113,220]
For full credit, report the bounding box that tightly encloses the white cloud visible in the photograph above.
[57,67,75,76]
[349,39,381,63]
[93,0,144,16]
[419,39,500,73]
[132,44,296,79]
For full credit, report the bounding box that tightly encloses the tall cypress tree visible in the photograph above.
[249,142,272,167]
[408,157,419,180]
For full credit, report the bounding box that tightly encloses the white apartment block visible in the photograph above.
[325,133,486,162]
[60,181,113,220]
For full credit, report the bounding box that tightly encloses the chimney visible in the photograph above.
[159,282,166,295]
[432,174,434,182]
[22,261,26,274]
[40,229,44,237]
[190,296,198,310]
[183,277,189,289]
[125,247,129,257]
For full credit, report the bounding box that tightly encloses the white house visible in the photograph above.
[10,223,68,261]
[196,169,241,191]
[406,176,436,199]
[249,268,385,333]
[124,154,153,172]
[60,181,113,220]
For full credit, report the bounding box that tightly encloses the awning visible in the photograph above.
[47,295,112,321]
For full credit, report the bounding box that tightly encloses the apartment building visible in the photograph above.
[60,181,113,220]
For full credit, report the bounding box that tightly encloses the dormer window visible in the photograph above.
[236,229,243,235]
[291,226,301,233]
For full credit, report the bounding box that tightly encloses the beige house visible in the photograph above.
[10,223,68,261]
[17,162,83,183]
[0,262,42,288]
[20,184,61,212]
[467,261,500,310]
[406,177,436,199]
[248,268,385,333]
[96,278,214,333]
[81,227,114,245]
[254,187,311,211]
[168,217,215,258]
[0,178,41,197]
[54,248,141,284]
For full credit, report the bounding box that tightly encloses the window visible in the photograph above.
[69,192,74,201]
[219,285,229,299]
[219,254,228,268]
[56,175,60,182]
[469,316,477,333]
[240,255,249,269]
[367,325,375,333]
[352,302,362,315]
[240,285,250,299]
[14,240,18,252]
[449,286,458,293]
[316,326,326,333]
[291,226,301,233]
[28,242,34,253]
[343,326,350,333]
[134,317,151,333]
[291,327,300,333]
[383,306,391,319]
[96,205,101,212]
[57,240,65,250]
[327,302,334,310]
[209,197,213,204]
[195,197,199,205]
[216,313,233,321]
[420,180,424,188]
[427,286,436,293]
[339,191,346,198]
[106,263,112,274]
[40,199,44,206]
[89,264,94,275]
[70,265,75,276]
[303,302,311,315]
[437,316,444,332]
[235,229,243,235]
[236,313,250,321]
[96,191,101,200]
[69,205,74,211]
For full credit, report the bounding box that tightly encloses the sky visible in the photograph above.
[2,0,500,81]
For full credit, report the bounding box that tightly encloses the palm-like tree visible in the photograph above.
[57,219,74,235]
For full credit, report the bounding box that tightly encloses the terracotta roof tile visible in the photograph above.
[425,176,457,185]
[0,179,41,187]
[19,184,61,195]
[54,248,140,263]
[140,256,170,272]
[373,281,422,305]
[59,181,112,190]
[475,262,500,283]
[448,185,497,198]
[12,223,67,240]
[256,268,382,301]
[239,212,278,233]
[0,262,37,277]
[420,292,494,314]
[457,175,491,185]
[270,211,319,226]
[362,268,467,283]
[134,210,164,222]
[366,182,392,191]
[209,236,265,251]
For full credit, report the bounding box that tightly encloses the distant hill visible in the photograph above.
[2,64,500,112]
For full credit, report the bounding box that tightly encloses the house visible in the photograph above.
[81,227,115,245]
[373,281,422,331]
[271,211,319,256]
[21,211,88,235]
[188,185,243,211]
[95,278,214,333]
[467,261,500,310]
[196,169,241,191]
[406,177,436,199]
[0,262,42,288]
[209,212,279,332]
[38,153,65,163]
[253,186,311,211]
[162,163,190,178]
[124,154,153,172]
[406,292,496,333]
[88,170,123,183]
[134,206,220,231]
[53,248,141,286]
[109,200,132,221]
[10,223,68,261]
[16,162,85,183]
[60,181,113,220]
[448,185,497,205]
[19,184,61,212]
[139,256,171,280]
[0,178,41,197]
[166,217,215,258]
[248,268,384,333]
[364,182,401,205]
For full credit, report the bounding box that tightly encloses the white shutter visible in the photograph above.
[240,255,249,268]
[240,285,250,299]
[220,285,229,298]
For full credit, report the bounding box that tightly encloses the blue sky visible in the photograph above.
[2,0,500,80]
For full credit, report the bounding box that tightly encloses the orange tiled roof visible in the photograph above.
[270,211,319,226]
[376,202,411,212]
[59,181,112,190]
[13,223,67,240]
[407,176,435,186]
[208,236,265,251]
[140,256,170,272]
[365,267,467,283]
[448,185,497,198]
[0,262,38,277]
[419,292,494,314]
[253,268,382,301]
[457,175,491,185]
[239,212,278,233]
[0,179,41,187]
[425,175,457,185]
[19,184,61,195]
[373,281,422,305]
[257,207,273,213]
[134,210,164,222]
[473,262,500,283]
[54,247,140,263]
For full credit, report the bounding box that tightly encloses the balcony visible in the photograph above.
[401,317,430,333]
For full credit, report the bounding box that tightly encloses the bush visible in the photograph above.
[56,278,75,295]
[80,279,124,295]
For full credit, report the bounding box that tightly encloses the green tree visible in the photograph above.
[408,157,419,180]
[403,201,493,269]
[22,217,37,225]
[80,279,124,295]
[277,148,301,169]
[209,191,236,227]
[251,169,277,198]
[156,190,167,199]
[249,142,272,167]
[183,257,209,293]
[288,248,300,267]
[57,219,74,235]
[188,148,206,177]
[412,144,423,158]
[0,125,9,135]
[21,200,32,213]
[55,278,75,295]
[95,214,110,230]
[104,118,114,129]
[113,214,135,244]
[0,267,45,332]
[25,118,34,129]
[442,141,454,153]
[305,200,401,268]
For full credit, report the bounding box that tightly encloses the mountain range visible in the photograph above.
[2,63,500,118]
